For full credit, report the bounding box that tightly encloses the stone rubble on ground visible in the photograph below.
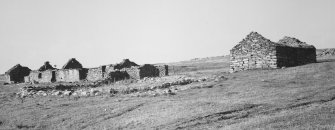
[16,75,226,98]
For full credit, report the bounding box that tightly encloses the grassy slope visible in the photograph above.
[163,55,230,75]
[1,56,335,129]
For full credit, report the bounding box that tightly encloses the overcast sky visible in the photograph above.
[0,0,334,73]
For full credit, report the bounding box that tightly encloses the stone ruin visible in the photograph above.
[121,64,168,80]
[62,58,83,69]
[25,58,87,83]
[0,64,31,83]
[0,58,169,84]
[86,59,168,82]
[230,32,316,73]
[38,61,55,71]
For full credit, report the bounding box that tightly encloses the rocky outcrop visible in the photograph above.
[317,48,335,57]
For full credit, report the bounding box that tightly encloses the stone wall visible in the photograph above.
[276,37,316,67]
[276,46,316,67]
[107,70,130,82]
[155,65,168,77]
[86,64,168,81]
[123,67,140,79]
[317,48,335,57]
[121,64,169,79]
[0,74,10,83]
[86,66,105,81]
[5,64,31,83]
[230,32,316,73]
[105,64,114,73]
[230,32,278,73]
[25,70,56,83]
[139,64,159,78]
[56,69,82,82]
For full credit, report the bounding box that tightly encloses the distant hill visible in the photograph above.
[157,55,230,74]
[166,55,229,66]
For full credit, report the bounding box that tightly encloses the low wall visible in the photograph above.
[0,74,10,83]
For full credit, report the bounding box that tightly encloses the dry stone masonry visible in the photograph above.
[25,70,56,83]
[4,58,169,84]
[86,66,106,81]
[0,74,10,83]
[230,32,316,73]
[317,48,335,57]
[1,64,31,83]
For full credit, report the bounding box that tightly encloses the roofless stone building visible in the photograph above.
[0,64,31,83]
[230,32,316,73]
[19,58,169,84]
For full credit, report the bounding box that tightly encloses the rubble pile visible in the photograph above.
[317,48,335,57]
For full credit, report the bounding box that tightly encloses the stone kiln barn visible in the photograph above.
[230,32,316,73]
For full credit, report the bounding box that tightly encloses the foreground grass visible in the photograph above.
[0,57,335,129]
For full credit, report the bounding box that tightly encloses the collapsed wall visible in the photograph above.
[25,70,56,83]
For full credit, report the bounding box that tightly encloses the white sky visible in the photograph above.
[0,0,334,73]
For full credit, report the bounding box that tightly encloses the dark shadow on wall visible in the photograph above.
[276,46,316,68]
[139,64,160,78]
[79,69,88,80]
[107,71,130,82]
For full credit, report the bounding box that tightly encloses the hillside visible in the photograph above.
[1,55,335,129]
[163,55,230,75]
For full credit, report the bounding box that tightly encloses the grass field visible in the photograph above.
[1,55,335,129]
